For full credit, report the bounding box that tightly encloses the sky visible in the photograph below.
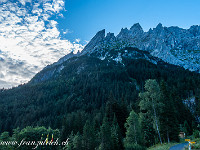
[0,0,200,88]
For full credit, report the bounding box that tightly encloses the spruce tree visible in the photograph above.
[140,113,155,147]
[64,131,74,150]
[82,120,97,150]
[72,132,82,150]
[159,81,179,142]
[124,110,144,150]
[139,79,163,145]
[98,117,112,150]
[183,120,190,136]
[111,115,122,150]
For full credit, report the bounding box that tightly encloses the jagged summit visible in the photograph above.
[43,23,200,75]
[130,23,144,33]
[189,25,200,36]
[105,32,116,41]
[117,28,129,39]
[82,29,106,54]
[155,23,163,29]
[80,23,200,73]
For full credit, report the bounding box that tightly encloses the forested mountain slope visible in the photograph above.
[0,33,200,149]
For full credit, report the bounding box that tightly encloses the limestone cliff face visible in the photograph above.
[81,23,200,72]
[81,29,105,55]
[116,23,200,52]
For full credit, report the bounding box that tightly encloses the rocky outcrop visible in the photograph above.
[53,51,75,66]
[81,29,105,54]
[105,32,116,42]
[81,23,200,72]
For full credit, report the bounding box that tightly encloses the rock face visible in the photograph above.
[81,29,105,55]
[81,23,200,72]
[53,51,75,66]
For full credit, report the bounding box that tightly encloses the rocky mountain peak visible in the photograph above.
[189,25,200,36]
[68,23,200,74]
[96,29,106,37]
[81,29,105,54]
[105,32,116,41]
[130,23,143,33]
[119,27,129,34]
[150,28,154,33]
[153,23,164,34]
[116,28,130,40]
[156,23,163,29]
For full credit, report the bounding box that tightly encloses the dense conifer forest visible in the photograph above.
[0,47,200,149]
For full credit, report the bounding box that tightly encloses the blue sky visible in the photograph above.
[59,0,200,43]
[0,0,200,88]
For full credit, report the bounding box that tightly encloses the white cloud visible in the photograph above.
[63,29,72,34]
[0,0,7,3]
[75,38,81,43]
[0,0,84,88]
[52,0,64,13]
[19,0,31,6]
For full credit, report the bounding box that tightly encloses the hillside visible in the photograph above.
[0,30,200,149]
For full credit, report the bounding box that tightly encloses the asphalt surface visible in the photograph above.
[169,142,189,150]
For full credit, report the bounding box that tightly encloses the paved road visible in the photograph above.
[169,142,188,150]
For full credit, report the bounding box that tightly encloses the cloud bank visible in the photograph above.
[0,0,83,88]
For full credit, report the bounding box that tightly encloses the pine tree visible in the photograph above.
[111,115,122,150]
[82,120,97,150]
[139,79,163,144]
[183,120,190,136]
[105,95,129,138]
[72,132,82,150]
[98,117,112,150]
[64,131,74,150]
[140,113,155,147]
[159,81,179,142]
[124,110,144,150]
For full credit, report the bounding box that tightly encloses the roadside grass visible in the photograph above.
[147,143,178,150]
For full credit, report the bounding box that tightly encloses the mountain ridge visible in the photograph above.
[30,23,200,84]
[80,23,200,72]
